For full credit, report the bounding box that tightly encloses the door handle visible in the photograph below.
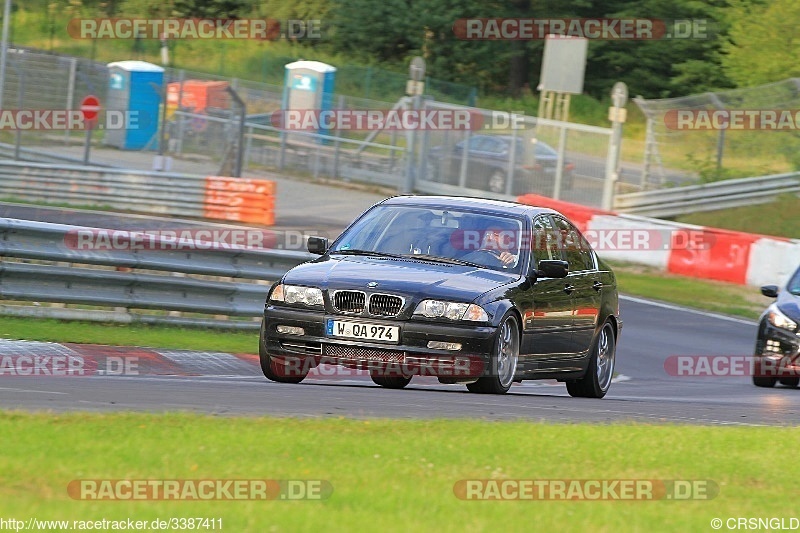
[563,284,575,294]
[593,281,603,292]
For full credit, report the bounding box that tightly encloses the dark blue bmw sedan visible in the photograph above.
[259,195,622,398]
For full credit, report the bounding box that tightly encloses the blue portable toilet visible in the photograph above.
[104,60,164,150]
[282,61,336,138]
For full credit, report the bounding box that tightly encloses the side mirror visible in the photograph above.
[761,285,779,298]
[531,259,569,279]
[307,236,329,255]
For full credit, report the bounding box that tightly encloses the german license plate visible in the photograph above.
[326,319,399,343]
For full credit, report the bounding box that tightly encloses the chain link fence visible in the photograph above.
[0,47,632,209]
[634,78,800,186]
[0,48,108,153]
[415,100,613,207]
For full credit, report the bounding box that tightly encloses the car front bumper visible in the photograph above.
[262,305,497,378]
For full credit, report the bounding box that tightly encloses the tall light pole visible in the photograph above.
[0,0,12,111]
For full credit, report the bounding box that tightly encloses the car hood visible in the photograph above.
[283,255,519,302]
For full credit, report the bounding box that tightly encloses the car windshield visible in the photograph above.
[330,205,526,274]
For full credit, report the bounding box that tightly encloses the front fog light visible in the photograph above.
[277,325,305,336]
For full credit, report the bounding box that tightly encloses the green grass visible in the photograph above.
[674,194,800,239]
[0,317,258,353]
[0,262,767,353]
[0,412,796,531]
[610,262,766,320]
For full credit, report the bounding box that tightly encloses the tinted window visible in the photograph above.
[534,142,557,158]
[553,217,595,272]
[482,137,506,154]
[532,215,560,264]
[465,136,483,151]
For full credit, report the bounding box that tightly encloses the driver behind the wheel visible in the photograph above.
[461,226,518,267]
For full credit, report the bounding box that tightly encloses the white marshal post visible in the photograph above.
[603,82,628,211]
[401,56,426,194]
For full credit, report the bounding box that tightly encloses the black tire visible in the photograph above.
[370,373,412,389]
[466,313,519,395]
[752,376,777,388]
[259,319,308,384]
[487,170,507,194]
[779,377,799,388]
[566,320,616,399]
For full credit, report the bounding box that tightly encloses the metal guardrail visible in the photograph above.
[0,142,115,167]
[613,172,800,217]
[0,161,277,226]
[0,161,212,217]
[0,218,312,329]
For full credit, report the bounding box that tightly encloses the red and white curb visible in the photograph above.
[0,339,630,388]
[518,194,800,287]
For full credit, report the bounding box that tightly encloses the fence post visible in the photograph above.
[603,82,628,211]
[553,123,568,200]
[244,124,253,171]
[505,113,517,196]
[225,86,246,178]
[459,129,470,189]
[14,67,22,161]
[175,70,186,155]
[641,118,653,188]
[333,95,344,178]
[64,57,77,145]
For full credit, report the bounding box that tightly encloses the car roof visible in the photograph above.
[379,195,561,218]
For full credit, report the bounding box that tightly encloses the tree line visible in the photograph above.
[43,0,798,100]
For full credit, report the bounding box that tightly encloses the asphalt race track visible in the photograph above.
[0,296,797,425]
[1,202,798,425]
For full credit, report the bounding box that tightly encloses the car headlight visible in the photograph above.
[767,304,798,332]
[414,300,488,322]
[270,284,324,307]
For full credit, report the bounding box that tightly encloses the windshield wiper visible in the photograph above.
[332,249,406,259]
[401,254,483,267]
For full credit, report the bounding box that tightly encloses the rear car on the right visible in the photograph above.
[754,264,800,387]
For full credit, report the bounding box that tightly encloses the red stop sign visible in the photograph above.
[80,95,101,122]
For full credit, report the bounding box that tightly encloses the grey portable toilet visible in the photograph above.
[104,60,164,150]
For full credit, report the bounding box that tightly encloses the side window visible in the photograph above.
[532,215,560,264]
[473,136,495,152]
[465,136,486,151]
[553,217,595,272]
